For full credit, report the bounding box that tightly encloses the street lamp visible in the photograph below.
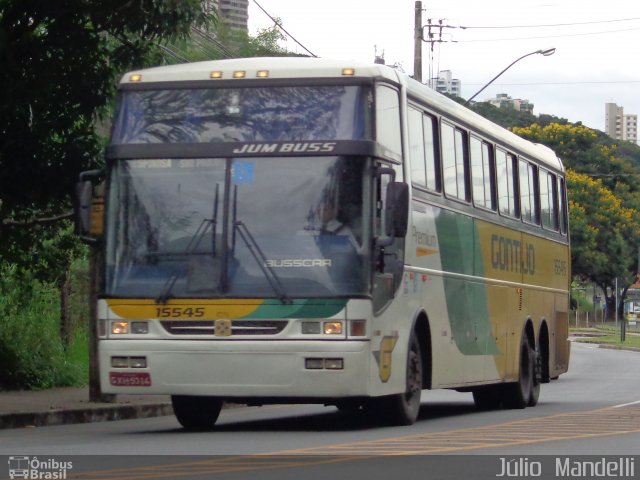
[463,47,556,106]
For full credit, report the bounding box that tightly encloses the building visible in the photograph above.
[429,70,461,97]
[605,103,637,144]
[487,93,534,114]
[202,0,249,33]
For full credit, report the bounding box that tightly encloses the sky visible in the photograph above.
[248,0,640,134]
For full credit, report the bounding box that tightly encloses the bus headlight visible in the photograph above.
[323,321,343,335]
[111,321,129,335]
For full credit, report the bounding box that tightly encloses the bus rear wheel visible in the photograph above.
[502,334,537,409]
[171,395,223,431]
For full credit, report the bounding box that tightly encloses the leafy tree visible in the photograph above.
[566,170,640,311]
[0,0,212,278]
[508,122,640,312]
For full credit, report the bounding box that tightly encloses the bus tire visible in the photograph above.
[528,346,541,407]
[171,395,223,431]
[376,333,423,425]
[502,334,535,409]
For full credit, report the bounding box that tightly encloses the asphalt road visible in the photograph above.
[2,342,640,479]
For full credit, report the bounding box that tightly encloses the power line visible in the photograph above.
[460,16,640,29]
[458,26,640,42]
[465,80,640,86]
[251,0,318,57]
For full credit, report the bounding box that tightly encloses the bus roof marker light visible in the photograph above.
[341,68,356,76]
[129,74,142,82]
[233,70,246,79]
[210,71,223,79]
[256,70,269,78]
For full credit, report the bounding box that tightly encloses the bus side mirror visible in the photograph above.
[385,181,409,238]
[74,170,104,244]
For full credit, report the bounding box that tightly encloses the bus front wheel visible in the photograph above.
[375,333,423,425]
[171,395,223,431]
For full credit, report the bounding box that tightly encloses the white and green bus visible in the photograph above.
[76,57,570,429]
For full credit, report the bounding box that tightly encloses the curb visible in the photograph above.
[0,403,173,430]
[598,344,640,353]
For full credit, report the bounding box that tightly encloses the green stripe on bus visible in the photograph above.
[246,299,347,319]
[436,211,500,356]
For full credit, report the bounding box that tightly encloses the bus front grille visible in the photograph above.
[160,320,288,336]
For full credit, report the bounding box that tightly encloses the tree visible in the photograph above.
[509,122,640,314]
[566,170,640,312]
[0,0,212,277]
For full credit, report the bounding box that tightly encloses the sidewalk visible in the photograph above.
[0,387,173,430]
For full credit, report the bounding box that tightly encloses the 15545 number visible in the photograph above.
[156,307,205,318]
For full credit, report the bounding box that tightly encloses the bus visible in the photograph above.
[76,57,570,429]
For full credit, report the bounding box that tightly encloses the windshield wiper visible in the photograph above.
[234,220,291,304]
[229,185,291,304]
[156,185,219,304]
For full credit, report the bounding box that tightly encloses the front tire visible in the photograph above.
[171,395,223,431]
[376,333,423,425]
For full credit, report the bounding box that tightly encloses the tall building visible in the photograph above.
[488,93,534,114]
[202,0,249,33]
[605,103,637,143]
[429,70,461,97]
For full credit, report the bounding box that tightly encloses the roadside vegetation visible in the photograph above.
[570,324,640,349]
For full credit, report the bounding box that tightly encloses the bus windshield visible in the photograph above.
[105,156,369,299]
[111,85,371,144]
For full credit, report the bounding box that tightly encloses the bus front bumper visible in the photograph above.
[99,339,372,398]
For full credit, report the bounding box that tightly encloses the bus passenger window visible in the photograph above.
[423,114,438,191]
[408,107,426,187]
[471,136,494,210]
[442,122,468,201]
[540,169,559,230]
[559,177,568,234]
[496,149,518,217]
[375,85,402,158]
[519,160,539,224]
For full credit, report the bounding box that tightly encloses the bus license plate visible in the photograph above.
[109,372,152,387]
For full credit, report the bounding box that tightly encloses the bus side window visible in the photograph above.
[408,106,427,188]
[558,177,568,234]
[423,113,439,191]
[375,85,402,160]
[470,136,495,210]
[519,159,539,225]
[540,169,559,230]
[496,148,518,218]
[441,122,468,201]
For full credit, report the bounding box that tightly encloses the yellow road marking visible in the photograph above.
[70,405,640,479]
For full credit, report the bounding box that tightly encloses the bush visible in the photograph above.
[0,262,89,390]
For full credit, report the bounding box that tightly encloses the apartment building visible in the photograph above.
[202,0,249,32]
[429,70,462,97]
[605,102,637,144]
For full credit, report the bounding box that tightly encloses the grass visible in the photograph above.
[0,261,89,390]
[570,324,640,349]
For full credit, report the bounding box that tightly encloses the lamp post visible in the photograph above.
[463,47,556,106]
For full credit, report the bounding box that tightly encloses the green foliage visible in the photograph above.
[0,0,213,276]
[469,101,569,129]
[0,261,89,390]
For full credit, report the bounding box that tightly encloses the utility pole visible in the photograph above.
[414,1,422,83]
